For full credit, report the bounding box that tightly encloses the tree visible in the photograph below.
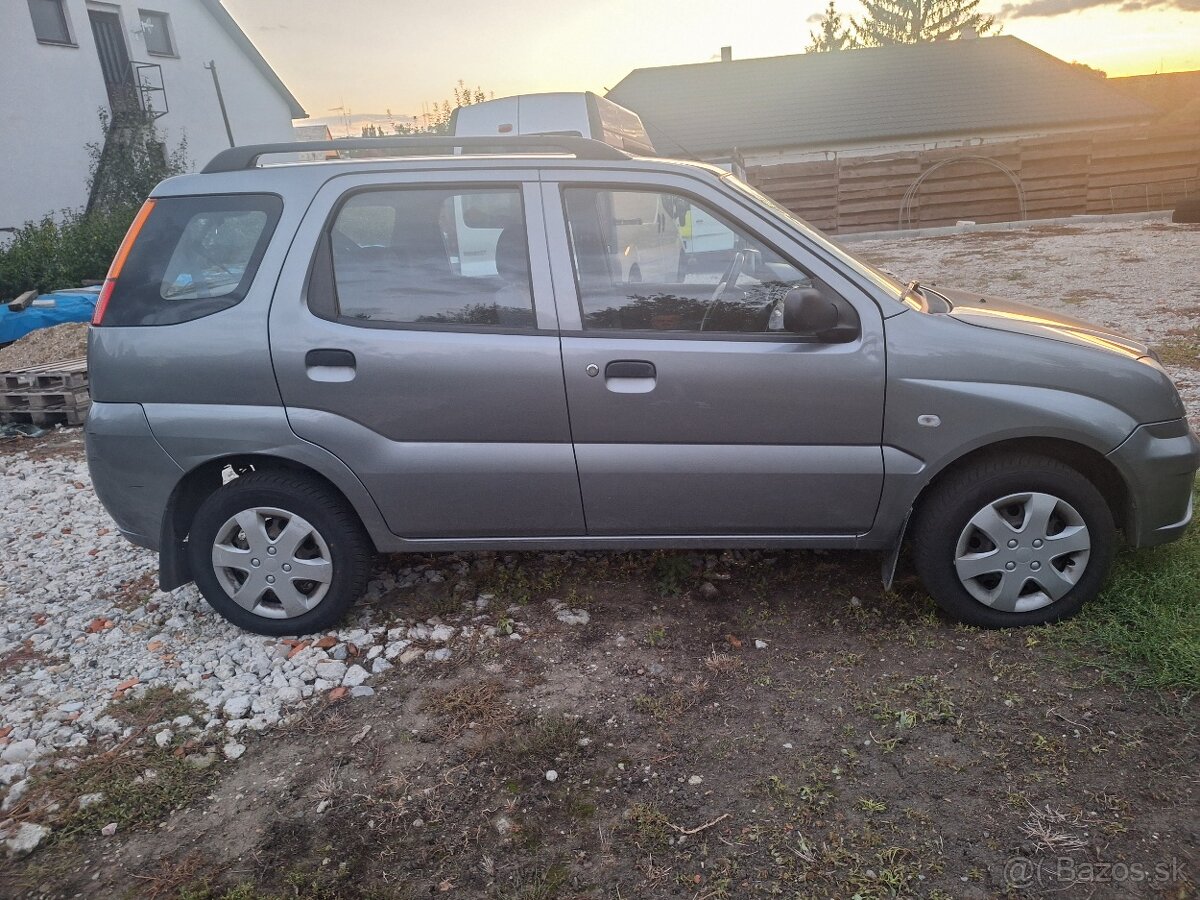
[851,0,995,46]
[85,108,188,213]
[807,1,852,52]
[422,81,492,134]
[1069,61,1107,79]
[382,81,494,136]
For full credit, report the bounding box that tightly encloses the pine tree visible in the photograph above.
[851,0,996,46]
[807,1,852,52]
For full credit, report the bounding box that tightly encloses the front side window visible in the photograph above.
[28,0,72,44]
[104,194,282,326]
[139,10,174,56]
[325,187,535,329]
[563,187,838,334]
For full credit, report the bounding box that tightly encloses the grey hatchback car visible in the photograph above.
[85,136,1199,636]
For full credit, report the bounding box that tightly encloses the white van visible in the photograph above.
[450,92,656,156]
[451,93,681,283]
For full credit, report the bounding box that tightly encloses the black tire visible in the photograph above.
[187,470,374,636]
[911,453,1115,628]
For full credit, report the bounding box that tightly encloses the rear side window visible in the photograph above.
[103,194,282,326]
[312,186,536,329]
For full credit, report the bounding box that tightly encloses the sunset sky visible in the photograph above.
[223,0,1200,129]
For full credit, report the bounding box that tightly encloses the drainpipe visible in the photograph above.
[205,60,236,147]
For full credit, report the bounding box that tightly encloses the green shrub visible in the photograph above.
[0,207,139,297]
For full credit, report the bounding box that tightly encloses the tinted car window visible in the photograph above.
[326,187,535,328]
[103,194,281,327]
[563,187,833,334]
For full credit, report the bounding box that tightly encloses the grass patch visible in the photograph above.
[26,743,217,845]
[422,678,515,738]
[111,685,197,727]
[1050,480,1199,697]
[486,715,584,773]
[6,687,214,851]
[1156,329,1200,369]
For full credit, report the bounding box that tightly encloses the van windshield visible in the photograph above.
[721,175,904,299]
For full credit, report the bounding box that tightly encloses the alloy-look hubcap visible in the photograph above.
[954,491,1091,613]
[211,507,333,619]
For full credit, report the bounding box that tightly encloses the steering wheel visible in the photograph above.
[700,250,746,332]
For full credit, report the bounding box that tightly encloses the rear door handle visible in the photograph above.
[605,360,656,379]
[305,348,356,383]
[306,348,356,368]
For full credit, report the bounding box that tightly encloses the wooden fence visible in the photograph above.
[745,122,1200,234]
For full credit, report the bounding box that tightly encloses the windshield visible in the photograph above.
[721,175,905,299]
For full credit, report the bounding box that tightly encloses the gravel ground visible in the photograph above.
[0,447,574,856]
[0,218,1195,862]
[852,217,1200,430]
[0,323,88,371]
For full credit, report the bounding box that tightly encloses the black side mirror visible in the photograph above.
[783,288,840,335]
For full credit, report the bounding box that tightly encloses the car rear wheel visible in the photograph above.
[911,454,1115,628]
[187,471,373,635]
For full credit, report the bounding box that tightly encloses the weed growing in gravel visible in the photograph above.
[111,685,196,726]
[27,744,218,845]
[6,687,214,850]
[653,553,693,595]
[478,557,570,605]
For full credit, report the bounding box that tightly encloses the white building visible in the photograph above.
[1,0,306,230]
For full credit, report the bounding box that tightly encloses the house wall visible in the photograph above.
[0,0,298,231]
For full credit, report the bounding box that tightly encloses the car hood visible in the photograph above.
[928,286,1151,360]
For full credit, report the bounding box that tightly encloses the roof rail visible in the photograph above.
[201,135,630,173]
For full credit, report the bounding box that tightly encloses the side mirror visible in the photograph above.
[783,288,840,335]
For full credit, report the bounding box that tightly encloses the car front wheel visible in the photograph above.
[187,471,374,635]
[912,454,1116,628]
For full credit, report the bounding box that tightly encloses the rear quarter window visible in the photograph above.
[102,194,282,326]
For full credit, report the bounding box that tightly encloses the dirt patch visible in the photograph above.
[0,323,88,370]
[4,552,1194,899]
[0,426,84,458]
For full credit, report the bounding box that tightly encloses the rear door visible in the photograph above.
[269,170,584,538]
[541,169,887,536]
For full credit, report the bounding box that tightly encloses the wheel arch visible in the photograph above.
[159,454,377,591]
[912,437,1131,538]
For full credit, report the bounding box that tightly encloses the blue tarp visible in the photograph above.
[0,287,99,345]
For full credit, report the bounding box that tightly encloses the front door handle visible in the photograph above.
[603,359,656,394]
[605,360,656,379]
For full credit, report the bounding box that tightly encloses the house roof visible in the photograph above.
[197,0,307,119]
[1111,70,1200,126]
[606,36,1155,156]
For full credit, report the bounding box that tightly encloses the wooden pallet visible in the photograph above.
[3,405,90,427]
[1,356,88,391]
[0,357,89,427]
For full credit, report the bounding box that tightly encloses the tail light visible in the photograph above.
[91,199,156,326]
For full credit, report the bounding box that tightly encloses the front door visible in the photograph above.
[543,172,887,536]
[270,171,584,539]
[88,10,137,117]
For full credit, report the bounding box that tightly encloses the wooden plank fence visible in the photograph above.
[746,122,1200,234]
